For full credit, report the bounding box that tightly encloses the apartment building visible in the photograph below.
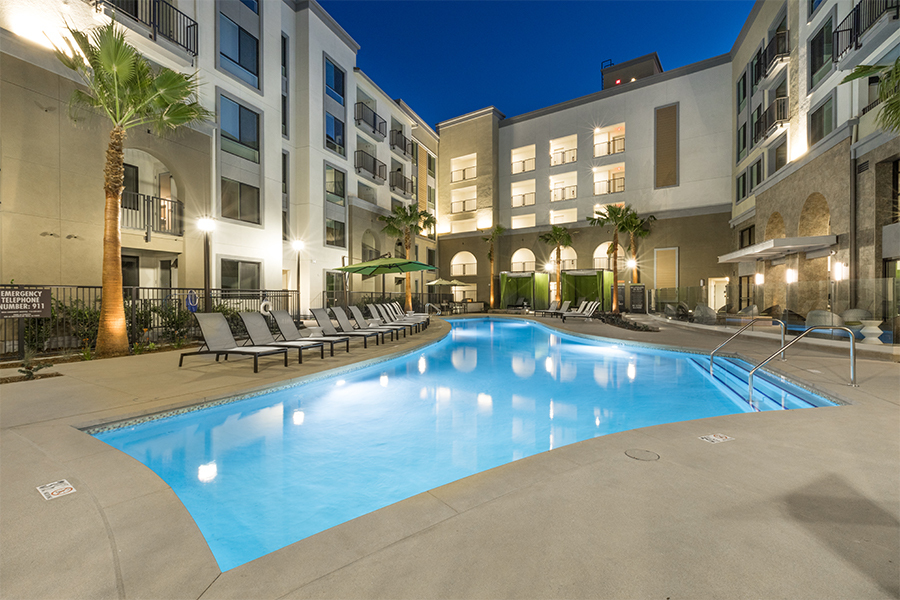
[721,0,900,319]
[436,54,735,303]
[0,0,436,312]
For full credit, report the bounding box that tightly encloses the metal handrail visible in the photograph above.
[710,318,785,376]
[425,303,441,316]
[748,326,858,405]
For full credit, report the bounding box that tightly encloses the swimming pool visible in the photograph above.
[93,317,834,571]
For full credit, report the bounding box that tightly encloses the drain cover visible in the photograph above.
[625,449,660,461]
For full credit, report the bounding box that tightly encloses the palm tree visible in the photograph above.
[621,209,656,284]
[841,58,900,133]
[482,225,506,308]
[379,205,436,311]
[588,204,633,313]
[538,225,573,304]
[54,22,211,358]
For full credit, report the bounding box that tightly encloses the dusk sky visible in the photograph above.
[319,0,756,129]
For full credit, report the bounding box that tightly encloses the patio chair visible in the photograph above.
[270,309,349,355]
[179,312,288,373]
[533,301,558,317]
[541,300,571,318]
[311,308,381,348]
[349,305,407,338]
[368,304,418,335]
[507,296,526,310]
[389,302,429,326]
[378,303,425,332]
[238,312,325,363]
[561,301,600,323]
[331,306,392,342]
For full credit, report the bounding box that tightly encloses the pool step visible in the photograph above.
[689,356,822,411]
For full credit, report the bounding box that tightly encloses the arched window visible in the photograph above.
[451,251,477,276]
[361,230,379,262]
[593,242,626,270]
[510,248,536,272]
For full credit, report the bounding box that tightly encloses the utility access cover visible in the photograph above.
[37,479,76,500]
[699,434,734,444]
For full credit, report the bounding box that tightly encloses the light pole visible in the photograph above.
[292,239,304,317]
[198,218,216,312]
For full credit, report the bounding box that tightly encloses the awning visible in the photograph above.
[718,235,837,263]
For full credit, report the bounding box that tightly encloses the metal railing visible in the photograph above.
[120,192,184,238]
[450,198,476,213]
[753,96,789,144]
[550,148,577,166]
[762,30,790,77]
[511,261,536,272]
[511,192,535,207]
[593,137,625,157]
[96,0,198,56]
[450,263,477,276]
[511,157,536,173]
[861,97,882,115]
[389,171,414,196]
[355,150,386,182]
[593,177,625,195]
[450,166,477,182]
[325,291,452,313]
[709,318,786,377]
[354,102,386,137]
[551,185,577,202]
[748,326,858,404]
[390,130,414,157]
[833,0,899,62]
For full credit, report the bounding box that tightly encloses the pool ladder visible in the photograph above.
[709,320,858,404]
[425,303,441,316]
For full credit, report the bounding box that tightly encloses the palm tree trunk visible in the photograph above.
[630,233,638,284]
[555,245,561,303]
[489,243,495,309]
[404,229,412,311]
[95,126,130,358]
[611,232,619,313]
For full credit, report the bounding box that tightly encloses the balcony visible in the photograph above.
[511,261,536,272]
[354,103,386,140]
[760,31,790,86]
[594,137,625,157]
[511,192,535,207]
[753,97,789,145]
[120,192,184,238]
[551,185,577,202]
[355,150,386,183]
[389,171,414,197]
[451,166,477,182]
[390,130,414,158]
[833,0,899,67]
[511,157,536,174]
[97,0,198,57]
[450,198,476,213]
[594,177,626,195]
[550,148,577,166]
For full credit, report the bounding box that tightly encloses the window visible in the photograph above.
[750,105,761,146]
[282,152,289,240]
[427,185,435,209]
[324,271,346,307]
[809,0,825,16]
[738,275,753,310]
[748,159,763,192]
[239,0,258,13]
[221,259,260,293]
[809,97,833,146]
[221,97,259,163]
[122,163,140,209]
[326,112,345,156]
[325,165,345,206]
[810,18,833,89]
[737,124,747,161]
[281,35,288,137]
[427,154,436,177]
[221,177,260,224]
[736,173,747,202]
[737,73,747,113]
[219,14,258,87]
[750,53,760,95]
[427,247,436,267]
[326,218,345,247]
[773,140,787,173]
[325,58,345,105]
[739,225,755,249]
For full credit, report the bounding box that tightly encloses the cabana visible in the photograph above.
[559,270,614,312]
[500,272,550,311]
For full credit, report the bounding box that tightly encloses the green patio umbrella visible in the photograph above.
[334,257,436,276]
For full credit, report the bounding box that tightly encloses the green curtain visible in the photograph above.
[533,273,550,310]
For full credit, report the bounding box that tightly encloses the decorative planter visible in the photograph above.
[859,320,883,345]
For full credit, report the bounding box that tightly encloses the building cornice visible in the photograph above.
[729,0,766,58]
[437,106,506,130]
[395,99,440,144]
[287,0,360,54]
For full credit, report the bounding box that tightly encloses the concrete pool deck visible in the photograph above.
[1,315,897,599]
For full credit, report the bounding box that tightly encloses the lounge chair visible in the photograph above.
[376,303,424,332]
[368,304,418,335]
[533,301,558,317]
[389,302,429,326]
[311,308,381,348]
[179,312,288,373]
[270,309,349,355]
[541,300,572,318]
[331,306,393,342]
[349,305,407,338]
[561,301,600,323]
[238,312,325,363]
[507,296,526,310]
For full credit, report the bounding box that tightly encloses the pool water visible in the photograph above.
[94,318,833,571]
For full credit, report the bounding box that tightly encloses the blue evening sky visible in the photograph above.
[319,0,755,129]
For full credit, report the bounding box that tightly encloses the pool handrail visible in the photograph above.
[748,325,858,405]
[710,318,786,377]
[424,303,441,316]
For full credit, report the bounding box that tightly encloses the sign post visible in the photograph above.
[629,284,646,314]
[1,287,52,359]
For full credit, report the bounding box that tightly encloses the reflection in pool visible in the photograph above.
[94,317,831,571]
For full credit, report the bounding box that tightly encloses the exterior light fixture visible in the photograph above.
[615,79,621,85]
[198,218,216,312]
[755,273,765,285]
[292,240,305,314]
[626,259,637,269]
[786,268,798,283]
[833,261,844,281]
[544,262,554,272]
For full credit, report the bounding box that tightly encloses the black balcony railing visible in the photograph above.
[450,166,477,182]
[389,171,414,196]
[390,130,414,157]
[355,150,386,182]
[120,192,184,238]
[833,0,900,62]
[354,103,386,138]
[593,137,625,157]
[97,0,198,56]
[762,30,790,77]
[753,96,789,144]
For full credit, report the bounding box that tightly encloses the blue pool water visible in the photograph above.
[94,318,833,571]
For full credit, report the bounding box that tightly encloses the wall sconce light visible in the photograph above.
[833,261,845,281]
[755,273,765,285]
[786,268,798,283]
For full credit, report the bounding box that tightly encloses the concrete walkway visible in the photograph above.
[1,315,897,599]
